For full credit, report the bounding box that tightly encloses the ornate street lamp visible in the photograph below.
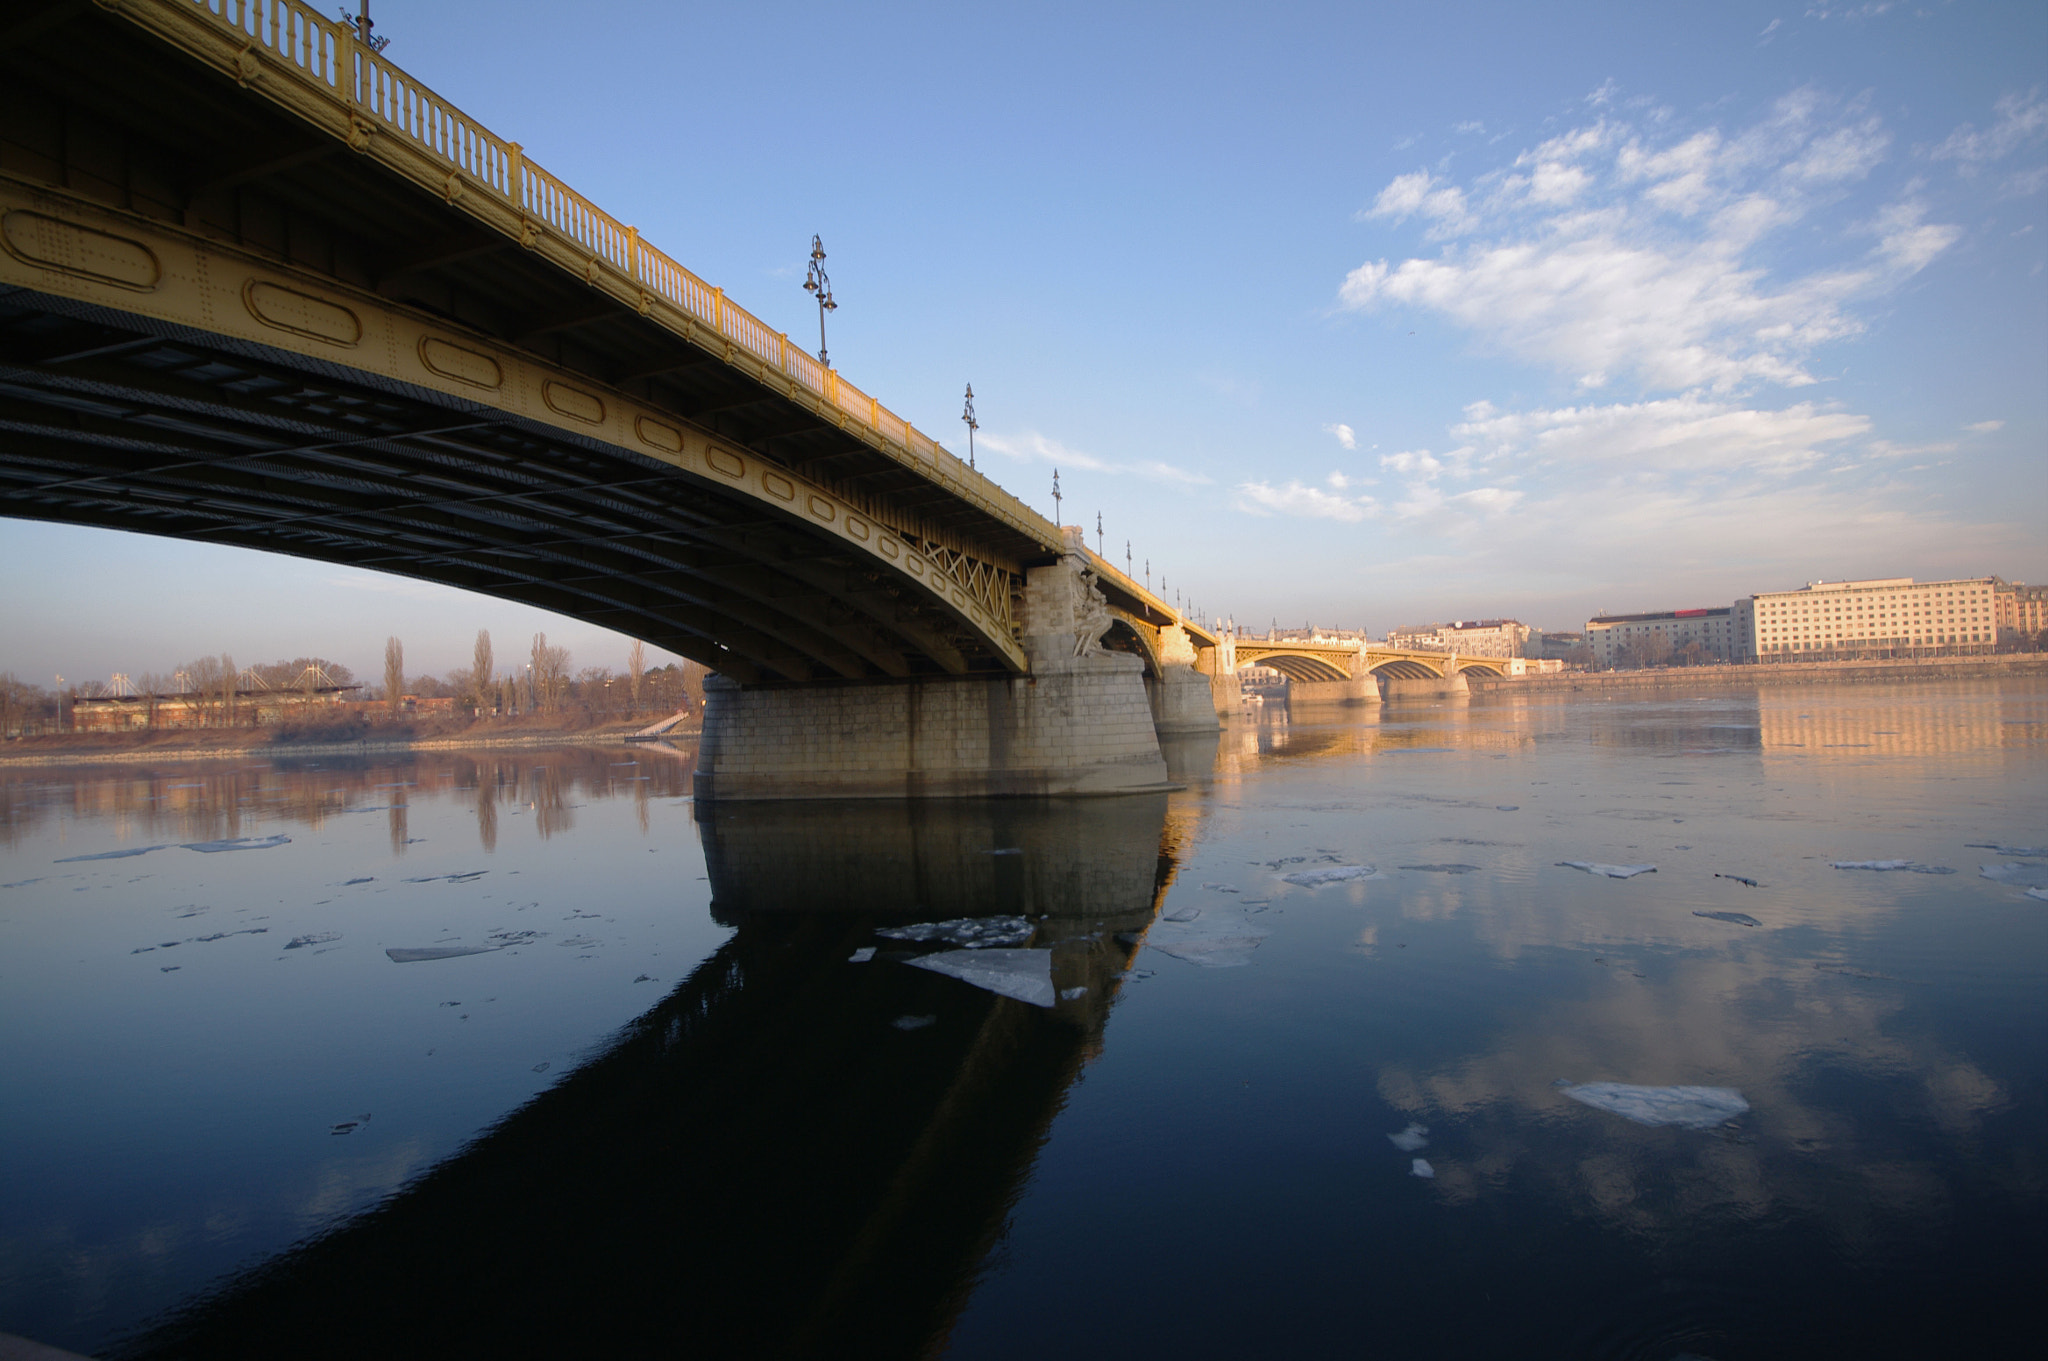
[801,235,837,366]
[961,383,978,470]
[1051,467,1062,525]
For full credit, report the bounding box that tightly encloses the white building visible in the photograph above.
[1585,608,1738,667]
[1385,619,1531,658]
[1746,577,1999,658]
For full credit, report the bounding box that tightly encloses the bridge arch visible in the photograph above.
[1366,657,1449,680]
[1235,650,1355,684]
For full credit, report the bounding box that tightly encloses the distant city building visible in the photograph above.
[1585,608,1737,667]
[1746,577,1998,659]
[1994,580,2048,644]
[1536,630,1586,662]
[1384,619,1531,658]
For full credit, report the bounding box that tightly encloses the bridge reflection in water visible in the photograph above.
[128,796,1184,1360]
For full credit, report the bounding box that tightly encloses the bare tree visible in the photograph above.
[472,630,494,709]
[385,637,405,715]
[530,632,571,711]
[626,638,645,713]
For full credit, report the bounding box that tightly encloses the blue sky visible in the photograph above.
[5,0,2043,683]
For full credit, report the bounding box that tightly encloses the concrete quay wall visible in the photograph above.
[1462,654,2048,695]
[694,654,1172,800]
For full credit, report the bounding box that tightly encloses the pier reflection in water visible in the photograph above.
[127,795,1178,1359]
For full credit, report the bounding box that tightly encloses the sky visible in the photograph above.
[4,0,2043,684]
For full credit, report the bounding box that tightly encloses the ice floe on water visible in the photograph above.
[2027,887,2048,902]
[1387,1122,1429,1152]
[1059,986,1088,1001]
[55,845,172,863]
[1161,906,1201,923]
[1555,861,1656,879]
[1966,843,2048,857]
[1399,864,1479,875]
[1693,910,1761,927]
[1714,873,1761,887]
[1979,863,2048,888]
[877,915,1035,948]
[847,947,876,963]
[184,835,292,854]
[1147,910,1269,968]
[284,932,341,950]
[1410,1159,1435,1178]
[1281,865,1377,887]
[1830,859,1955,874]
[403,870,488,884]
[1555,1081,1749,1130]
[906,947,1056,1006]
[386,946,496,962]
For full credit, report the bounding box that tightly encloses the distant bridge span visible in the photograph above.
[1232,637,1506,685]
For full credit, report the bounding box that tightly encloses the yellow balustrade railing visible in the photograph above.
[180,0,1007,521]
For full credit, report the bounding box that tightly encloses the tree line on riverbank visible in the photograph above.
[0,630,708,740]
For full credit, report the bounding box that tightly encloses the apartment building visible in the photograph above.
[1384,619,1532,658]
[1746,577,1998,658]
[1585,608,1738,667]
[1995,580,2048,643]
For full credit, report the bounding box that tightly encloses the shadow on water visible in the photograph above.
[121,794,1180,1360]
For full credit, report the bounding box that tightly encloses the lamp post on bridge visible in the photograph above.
[961,384,978,470]
[1051,467,1062,527]
[1096,512,1104,557]
[802,235,837,367]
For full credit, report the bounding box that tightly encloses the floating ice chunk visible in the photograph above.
[2027,887,2048,902]
[1693,910,1761,927]
[1496,805,1520,811]
[892,1014,936,1030]
[343,877,374,886]
[1556,861,1656,879]
[906,948,1056,1007]
[1059,986,1088,1001]
[877,915,1034,948]
[56,844,172,862]
[848,947,876,963]
[403,871,488,884]
[1966,843,2048,857]
[1282,865,1377,887]
[285,932,341,950]
[1557,1081,1749,1130]
[1829,860,1954,874]
[1387,1122,1430,1152]
[1161,906,1201,923]
[1202,882,1242,893]
[1148,912,1269,968]
[386,946,495,962]
[1979,863,2048,888]
[1399,864,1479,875]
[1714,873,1761,887]
[184,835,291,854]
[1410,1158,1435,1178]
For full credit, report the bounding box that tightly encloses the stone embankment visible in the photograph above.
[1463,654,2048,695]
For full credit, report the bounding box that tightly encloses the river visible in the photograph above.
[2,678,2042,1358]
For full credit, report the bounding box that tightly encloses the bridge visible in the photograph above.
[1231,632,1503,700]
[0,0,1237,797]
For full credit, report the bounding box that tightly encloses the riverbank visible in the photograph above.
[1464,653,2048,695]
[0,720,704,767]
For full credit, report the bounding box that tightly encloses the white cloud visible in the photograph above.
[1451,393,1870,475]
[1323,422,1357,449]
[1965,419,2005,433]
[1452,120,1486,136]
[1932,89,2048,169]
[1341,91,1955,394]
[1234,479,1374,522]
[977,431,1208,486]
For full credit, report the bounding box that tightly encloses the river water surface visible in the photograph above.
[2,679,2043,1358]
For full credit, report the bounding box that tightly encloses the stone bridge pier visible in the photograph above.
[696,554,1175,800]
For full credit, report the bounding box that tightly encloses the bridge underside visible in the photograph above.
[0,0,1057,682]
[0,287,1016,683]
